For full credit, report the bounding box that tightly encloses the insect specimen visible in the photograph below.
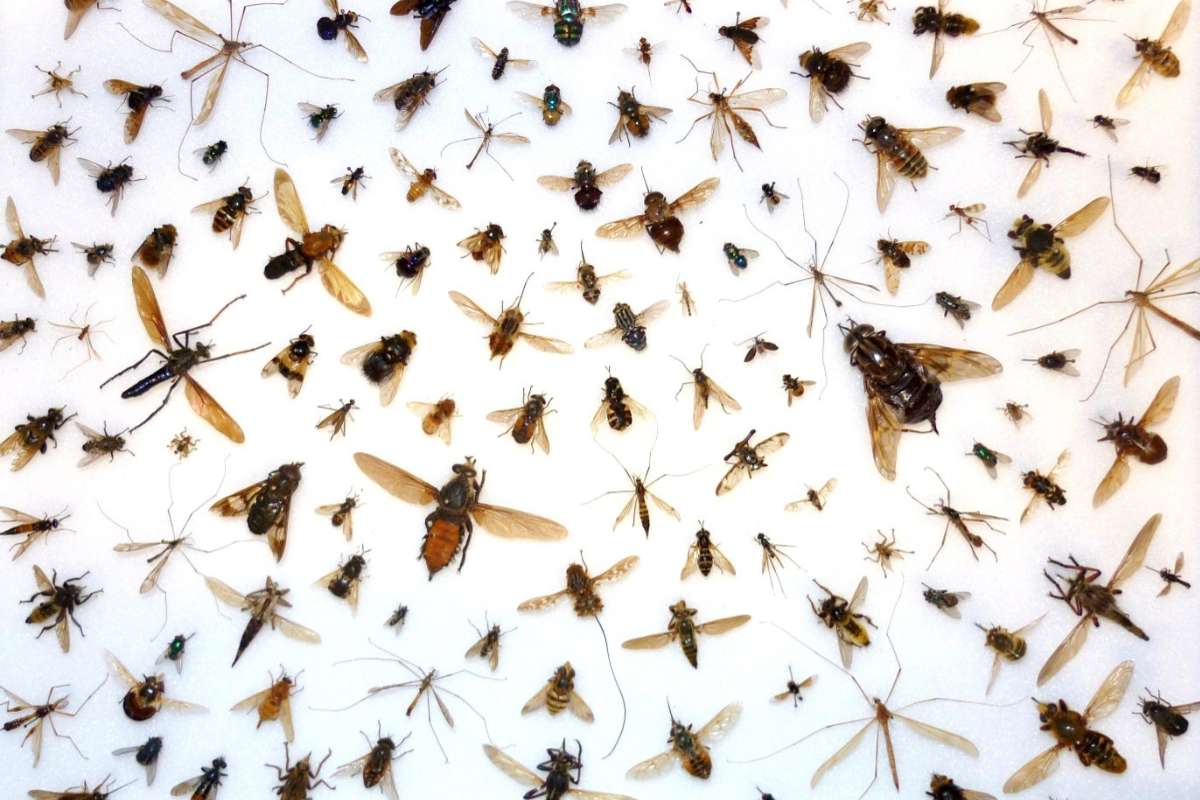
[627,37,663,80]
[472,39,536,81]
[796,42,870,122]
[935,292,980,328]
[262,332,317,399]
[784,478,836,512]
[536,224,559,258]
[855,0,889,22]
[205,575,322,666]
[104,80,167,144]
[193,185,261,249]
[489,389,554,454]
[1007,3,1091,99]
[810,576,873,667]
[719,14,769,69]
[333,167,368,200]
[113,736,163,786]
[32,63,86,106]
[682,526,736,579]
[334,728,412,800]
[1026,348,1080,376]
[78,158,137,216]
[211,462,303,562]
[169,429,198,459]
[672,348,741,429]
[1,680,102,767]
[546,251,631,307]
[23,566,97,653]
[841,320,1002,480]
[317,398,357,439]
[680,64,785,170]
[944,202,990,239]
[862,529,912,577]
[3,508,71,560]
[382,244,432,295]
[517,85,572,126]
[921,585,971,618]
[590,370,651,434]
[231,667,299,741]
[519,555,639,618]
[1005,660,1132,791]
[676,279,698,317]
[386,604,409,634]
[538,160,633,211]
[317,0,368,61]
[1092,114,1128,142]
[465,617,511,671]
[1117,0,1191,107]
[622,600,750,668]
[457,224,507,273]
[760,181,789,212]
[944,82,1006,121]
[2,407,74,472]
[591,446,682,536]
[978,614,1044,695]
[1038,513,1160,685]
[316,494,360,541]
[355,454,567,578]
[927,774,993,800]
[132,224,179,278]
[724,243,759,274]
[779,375,815,405]
[627,702,742,779]
[667,0,692,12]
[75,423,129,466]
[912,0,979,77]
[390,0,456,50]
[1150,552,1189,596]
[269,745,333,800]
[171,757,227,800]
[755,533,801,595]
[3,197,52,299]
[6,122,77,185]
[1131,162,1164,184]
[773,667,816,707]
[586,300,670,352]
[408,397,457,444]
[74,242,115,276]
[441,109,530,178]
[507,1,628,46]
[0,316,36,353]
[450,283,574,366]
[375,68,444,130]
[299,102,341,141]
[874,237,930,294]
[907,468,1004,568]
[860,116,962,212]
[523,662,593,721]
[106,651,206,721]
[157,633,193,673]
[1139,690,1199,768]
[1093,374,1178,507]
[716,429,789,496]
[25,777,132,799]
[1019,449,1069,522]
[608,88,673,145]
[196,139,228,169]
[388,150,460,211]
[1006,89,1087,199]
[341,332,418,406]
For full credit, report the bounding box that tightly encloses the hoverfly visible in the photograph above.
[622,600,750,668]
[408,397,457,444]
[785,477,836,512]
[517,84,572,126]
[772,667,816,708]
[299,102,341,141]
[104,80,167,144]
[171,757,227,800]
[316,494,360,540]
[450,280,573,366]
[590,369,651,433]
[1020,449,1069,522]
[522,662,593,721]
[471,38,536,80]
[268,745,333,800]
[608,88,672,145]
[1149,552,1189,596]
[3,508,71,560]
[545,248,631,305]
[112,736,163,786]
[6,122,77,185]
[205,575,322,666]
[316,399,357,439]
[1025,348,1081,376]
[341,332,418,406]
[457,223,506,273]
[679,62,786,170]
[1,680,102,767]
[538,160,633,211]
[906,467,1004,567]
[382,244,432,295]
[1006,89,1087,199]
[945,82,1006,122]
[978,614,1044,695]
[389,149,460,210]
[196,139,228,169]
[921,584,971,619]
[859,116,963,212]
[507,1,628,46]
[211,462,304,562]
[193,184,262,249]
[317,0,368,62]
[1005,660,1132,791]
[32,62,86,106]
[874,237,930,295]
[464,616,511,671]
[755,532,801,595]
[1117,0,1190,108]
[78,158,137,216]
[334,167,368,200]
[682,525,736,579]
[131,225,178,279]
[810,576,874,668]
[231,667,299,741]
[106,651,206,721]
[157,633,193,674]
[672,347,741,429]
[267,169,371,316]
[716,429,789,496]
[760,181,789,212]
[1092,113,1129,142]
[626,38,663,81]
[518,555,638,617]
[375,68,444,130]
[1139,690,1199,768]
[74,242,115,276]
[862,529,912,577]
[390,0,457,50]
[841,320,1003,480]
[334,728,412,800]
[590,446,682,536]
[586,300,670,352]
[1037,513,1160,685]
[441,109,530,179]
[354,453,568,578]
[1093,374,1178,507]
[943,202,990,239]
[719,13,769,69]
[262,331,317,399]
[23,566,98,653]
[2,407,75,472]
[912,0,979,77]
[627,702,741,779]
[0,316,36,354]
[3,196,52,298]
[796,42,870,123]
[935,291,980,328]
[488,388,554,454]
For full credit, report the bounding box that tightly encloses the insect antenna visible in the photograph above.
[595,614,627,759]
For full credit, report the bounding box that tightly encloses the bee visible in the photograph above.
[457,223,506,273]
[1006,89,1087,198]
[231,668,300,741]
[907,467,1004,567]
[719,13,769,69]
[341,332,418,406]
[317,398,358,439]
[921,584,971,618]
[860,116,963,212]
[862,529,912,577]
[488,388,554,454]
[1038,514,1160,685]
[608,88,673,145]
[912,0,979,77]
[724,242,759,274]
[73,242,115,276]
[408,397,457,444]
[156,633,193,674]
[810,576,874,668]
[508,1,627,46]
[796,42,870,122]
[591,369,651,433]
[0,316,36,354]
[211,463,305,562]
[874,237,930,294]
[1020,449,1069,522]
[517,84,573,126]
[585,300,670,352]
[536,223,558,258]
[627,702,742,779]
[450,279,574,366]
[716,429,790,496]
[772,667,816,707]
[106,651,205,721]
[1117,0,1190,107]
[1149,552,1189,596]
[626,37,663,80]
[1004,660,1132,791]
[464,616,511,671]
[112,736,164,786]
[390,0,457,50]
[760,181,789,212]
[130,224,178,279]
[927,774,993,800]
[374,68,444,130]
[1026,348,1081,376]
[354,453,568,578]
[934,292,980,328]
[32,63,86,106]
[103,80,166,144]
[333,728,411,798]
[78,158,137,216]
[168,429,198,459]
[1139,690,1199,768]
[677,279,697,316]
[2,681,101,768]
[299,102,341,141]
[943,202,990,239]
[681,525,736,579]
[1094,375,1177,506]
[316,494,360,540]
[945,82,1007,122]
[672,347,741,429]
[3,508,71,560]
[385,604,409,633]
[785,477,836,512]
[545,248,631,305]
[978,614,1045,695]
[193,185,261,249]
[2,407,74,472]
[3,197,53,298]
[171,757,227,800]
[995,196,1111,310]
[205,575,322,666]
[334,166,368,199]
[76,422,130,466]
[1092,114,1128,142]
[262,332,317,399]
[196,140,228,169]
[522,662,593,721]
[1131,162,1163,184]
[6,122,77,185]
[382,244,433,295]
[622,600,750,668]
[841,321,1002,479]
[317,0,368,61]
[538,160,633,212]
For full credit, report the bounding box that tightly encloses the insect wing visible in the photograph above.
[470,503,568,540]
[594,555,639,585]
[893,714,978,755]
[484,743,545,788]
[319,259,372,316]
[354,453,440,506]
[517,589,569,612]
[211,479,266,518]
[669,177,721,214]
[715,463,747,496]
[905,344,1003,381]
[581,3,628,22]
[621,630,676,650]
[1111,513,1161,587]
[1054,197,1110,237]
[1003,744,1061,793]
[518,331,574,355]
[991,258,1035,310]
[809,77,831,123]
[626,747,679,779]
[538,175,578,192]
[343,28,368,62]
[274,169,311,236]
[866,393,903,480]
[595,164,634,186]
[145,0,221,40]
[196,56,230,126]
[1140,375,1181,427]
[812,720,874,787]
[875,149,898,212]
[707,104,730,160]
[1161,0,1192,46]
[230,685,273,713]
[450,292,499,327]
[595,213,649,240]
[753,432,790,458]
[205,576,248,609]
[1093,454,1130,508]
[1085,660,1134,722]
[273,613,322,643]
[1037,616,1090,686]
[695,614,751,636]
[428,184,461,210]
[130,266,171,350]
[1117,60,1153,108]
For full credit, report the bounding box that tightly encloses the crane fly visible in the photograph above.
[678,59,787,171]
[441,109,530,179]
[2,680,104,767]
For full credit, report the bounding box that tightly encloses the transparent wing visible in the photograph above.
[210,480,265,517]
[353,453,439,505]
[647,490,679,519]
[205,576,246,608]
[708,108,729,161]
[428,184,461,210]
[621,631,676,649]
[894,714,978,755]
[580,4,628,22]
[695,614,751,636]
[1084,659,1134,721]
[1037,617,1089,686]
[1111,513,1161,587]
[594,555,640,584]
[273,614,322,643]
[521,684,548,714]
[867,394,902,480]
[905,344,1003,381]
[1092,455,1129,508]
[145,0,220,40]
[697,702,742,742]
[319,259,372,317]
[389,148,421,180]
[754,432,790,457]
[486,407,525,426]
[105,651,139,688]
[471,504,568,540]
[6,129,43,144]
[484,743,543,787]
[1038,87,1053,132]
[992,260,1035,310]
[828,41,871,61]
[519,332,574,354]
[1017,158,1042,199]
[730,88,787,109]
[929,29,945,78]
[875,151,897,212]
[809,78,830,123]
[1140,375,1180,426]
[595,213,648,240]
[1116,61,1153,108]
[273,169,311,235]
[538,175,578,192]
[517,589,568,611]
[567,690,594,722]
[230,686,273,712]
[670,177,721,213]
[1055,197,1110,237]
[195,56,229,125]
[344,29,368,62]
[681,544,700,580]
[812,721,873,787]
[595,163,634,185]
[903,126,964,149]
[626,748,679,779]
[1161,0,1191,46]
[185,378,245,443]
[716,464,747,496]
[1002,745,1061,793]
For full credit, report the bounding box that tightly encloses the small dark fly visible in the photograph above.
[966,440,1012,479]
[131,224,179,280]
[772,667,816,707]
[386,604,409,634]
[472,38,537,80]
[464,615,512,672]
[934,291,980,328]
[796,42,871,123]
[1139,690,1200,768]
[73,242,115,276]
[945,82,1007,121]
[719,13,770,70]
[487,388,554,454]
[316,493,360,540]
[103,79,167,144]
[741,333,778,362]
[912,0,979,78]
[113,736,164,785]
[375,68,445,130]
[299,102,341,142]
[590,368,651,433]
[586,300,669,352]
[0,316,36,354]
[341,332,418,406]
[77,422,131,466]
[171,757,227,800]
[1025,348,1081,376]
[317,0,369,62]
[536,223,558,258]
[1149,552,1189,597]
[382,244,433,295]
[486,740,635,800]
[717,430,790,497]
[156,633,193,674]
[316,550,368,613]
[334,166,369,200]
[760,181,789,212]
[921,584,971,618]
[195,140,228,170]
[545,247,630,305]
[755,532,801,595]
[333,727,412,799]
[784,477,836,512]
[77,158,137,216]
[1006,89,1087,198]
[1020,449,1070,522]
[874,237,930,295]
[390,0,457,50]
[608,88,673,146]
[1092,114,1128,142]
[1131,162,1164,184]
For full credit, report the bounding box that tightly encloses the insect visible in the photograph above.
[104,80,167,144]
[316,494,360,541]
[299,102,341,141]
[131,224,179,279]
[206,575,322,666]
[773,667,816,707]
[1131,162,1164,184]
[386,605,409,634]
[755,533,801,595]
[680,64,785,170]
[589,370,651,434]
[1026,348,1082,375]
[2,508,71,560]
[23,567,99,653]
[536,224,559,258]
[408,397,457,445]
[716,429,790,496]
[317,398,357,439]
[943,202,990,240]
[2,407,74,472]
[874,237,930,294]
[522,662,593,721]
[545,249,631,306]
[382,244,433,295]
[627,702,742,779]
[333,727,412,800]
[112,736,164,786]
[193,185,261,250]
[341,332,418,406]
[724,243,759,275]
[1139,690,1199,768]
[1038,513,1160,685]
[677,280,697,316]
[508,1,627,46]
[842,320,1002,479]
[1000,402,1031,427]
[334,167,368,200]
[517,84,573,126]
[157,633,193,674]
[231,667,300,741]
[626,37,663,80]
[388,150,460,211]
[994,197,1110,310]
[211,462,304,562]
[269,745,333,800]
[390,0,456,50]
[32,63,86,106]
[591,445,683,536]
[1,680,102,767]
[666,0,692,12]
[855,0,889,23]
[196,140,228,169]
[1019,449,1070,523]
[6,122,77,185]
[1005,660,1132,791]
[586,300,670,352]
[622,600,750,668]
[25,777,133,799]
[106,651,205,721]
[49,304,113,366]
[1006,89,1087,199]
[608,88,673,145]
[860,116,962,212]
[471,38,536,81]
[2,197,52,298]
[442,109,530,179]
[168,429,198,459]
[457,223,507,273]
[78,158,137,216]
[907,468,1004,568]
[681,525,736,579]
[912,0,979,77]
[489,389,554,454]
[451,282,573,367]
[921,584,971,619]
[171,757,227,800]
[810,576,874,668]
[262,332,317,399]
[944,82,1006,122]
[978,614,1044,695]
[267,169,371,316]
[926,774,993,800]
[0,316,36,354]
[1008,3,1091,99]
[1149,552,1189,596]
[538,160,633,211]
[796,42,870,123]
[784,478,836,512]
[934,292,980,328]
[73,242,115,276]
[518,554,639,618]
[862,529,912,577]
[464,616,511,671]
[76,423,129,467]
[741,334,779,361]
[719,13,769,69]
[317,0,368,61]
[760,181,789,212]
[374,68,444,130]
[672,348,741,429]
[355,453,568,578]
[1117,0,1190,107]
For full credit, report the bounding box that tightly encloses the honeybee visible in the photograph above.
[262,332,317,398]
[1020,449,1069,523]
[104,80,166,144]
[627,702,742,779]
[716,429,790,496]
[796,42,870,122]
[389,149,461,210]
[6,123,77,185]
[407,397,457,444]
[609,88,672,145]
[341,332,418,406]
[457,223,506,273]
[450,281,573,366]
[912,0,979,78]
[210,463,304,562]
[978,614,1045,695]
[1116,0,1190,107]
[1094,375,1178,507]
[874,237,930,294]
[586,300,670,352]
[488,389,554,454]
[811,576,875,668]
[545,248,631,305]
[230,668,299,742]
[537,159,633,211]
[374,67,443,130]
[945,82,1006,122]
[1006,89,1087,199]
[681,526,736,579]
[859,116,962,212]
[106,651,206,721]
[522,662,593,721]
[622,600,750,668]
[719,13,769,69]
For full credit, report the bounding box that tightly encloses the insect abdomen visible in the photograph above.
[1076,730,1126,772]
[682,746,713,779]
[422,515,465,577]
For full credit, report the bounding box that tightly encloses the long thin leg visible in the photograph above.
[129,377,184,433]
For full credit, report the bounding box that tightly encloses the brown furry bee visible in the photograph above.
[627,702,742,779]
[1094,375,1177,507]
[230,668,300,741]
[1117,0,1190,107]
[407,397,457,444]
[859,116,962,212]
[132,225,178,279]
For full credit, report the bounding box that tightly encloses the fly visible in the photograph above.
[204,575,322,666]
[906,467,1004,567]
[622,600,750,668]
[211,463,304,562]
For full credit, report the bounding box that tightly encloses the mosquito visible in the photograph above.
[1,678,106,767]
[440,109,530,179]
[49,303,114,374]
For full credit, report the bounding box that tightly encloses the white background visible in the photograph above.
[1,0,1197,798]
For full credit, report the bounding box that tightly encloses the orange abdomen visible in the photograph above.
[422,517,464,576]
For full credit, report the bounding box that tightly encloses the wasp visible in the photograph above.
[628,702,742,779]
[1026,348,1081,376]
[978,614,1044,695]
[1139,690,1199,768]
[920,584,971,618]
[943,202,990,239]
[1094,374,1178,507]
[945,81,1006,122]
[196,140,228,169]
[907,467,1004,567]
[231,667,300,741]
[1006,89,1087,198]
[489,389,554,454]
[859,116,962,212]
[103,80,166,144]
[442,109,530,178]
[517,84,573,126]
[74,242,115,276]
[538,160,633,212]
[106,651,205,721]
[390,0,456,50]
[2,407,74,471]
[169,429,198,459]
[862,529,912,577]
[773,667,816,707]
[457,223,506,273]
[796,42,870,123]
[810,576,874,668]
[6,122,77,185]
[522,662,593,721]
[206,575,322,666]
[157,633,193,674]
[681,525,735,579]
[341,332,418,406]
[262,332,317,399]
[211,463,303,562]
[130,224,178,279]
[77,422,131,466]
[316,549,367,611]
[3,197,53,298]
[785,477,836,512]
[586,300,670,352]
[716,429,789,496]
[408,397,457,444]
[193,185,261,250]
[622,600,750,668]
[1117,0,1190,107]
[1020,449,1069,523]
[1149,552,1190,596]
[317,0,368,61]
[679,63,786,170]
[270,744,333,800]
[1131,162,1163,184]
[874,237,930,295]
[316,494,360,541]
[299,102,341,141]
[333,727,412,798]
[545,248,631,306]
[913,0,979,77]
[0,316,36,354]
[719,13,769,69]
[171,757,227,800]
[508,1,627,46]
[32,62,86,106]
[760,181,789,212]
[608,88,672,145]
[590,369,651,433]
[934,291,980,328]
[2,508,71,560]
[1,680,103,767]
[113,736,163,786]
[316,398,357,439]
[672,347,741,429]
[333,166,368,200]
[382,244,433,295]
[451,280,573,367]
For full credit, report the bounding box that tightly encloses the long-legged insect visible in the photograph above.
[49,303,114,375]
[440,109,530,179]
[678,58,786,171]
[2,507,72,560]
[862,529,912,577]
[588,440,686,537]
[1006,2,1096,101]
[32,63,87,106]
[1,679,105,767]
[906,467,1005,568]
[755,533,801,596]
